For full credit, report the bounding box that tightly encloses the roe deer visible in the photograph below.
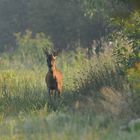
[43,48,62,98]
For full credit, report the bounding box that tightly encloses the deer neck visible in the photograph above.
[49,64,57,75]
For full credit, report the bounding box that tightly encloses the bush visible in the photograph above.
[14,30,53,66]
[127,62,140,116]
[74,49,127,95]
[124,12,140,61]
[110,32,134,74]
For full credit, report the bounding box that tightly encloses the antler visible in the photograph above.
[43,47,49,56]
[52,48,60,57]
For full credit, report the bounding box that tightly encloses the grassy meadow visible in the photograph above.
[0,44,140,140]
[0,1,139,139]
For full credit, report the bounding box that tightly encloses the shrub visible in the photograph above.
[124,11,140,63]
[74,49,127,95]
[14,30,53,66]
[127,62,140,116]
[111,32,134,74]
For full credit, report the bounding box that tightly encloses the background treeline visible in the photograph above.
[0,0,139,52]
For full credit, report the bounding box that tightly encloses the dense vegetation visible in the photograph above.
[0,0,140,139]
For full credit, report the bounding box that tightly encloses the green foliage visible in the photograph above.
[128,119,140,132]
[85,0,140,19]
[0,0,139,53]
[123,12,140,62]
[0,0,140,138]
[127,62,140,115]
[74,51,126,94]
[110,11,140,69]
[14,30,53,66]
[58,48,87,92]
[0,70,46,115]
[0,47,139,139]
[111,32,134,73]
[127,63,140,86]
[84,0,131,18]
[0,110,135,140]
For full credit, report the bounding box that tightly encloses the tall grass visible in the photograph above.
[74,51,126,94]
[0,70,46,116]
[0,111,140,140]
[0,47,139,139]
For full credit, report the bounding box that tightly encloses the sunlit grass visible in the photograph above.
[0,50,139,140]
[0,70,47,116]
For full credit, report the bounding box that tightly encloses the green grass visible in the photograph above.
[0,50,139,140]
[0,111,140,140]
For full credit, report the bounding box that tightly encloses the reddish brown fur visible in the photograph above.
[44,48,62,97]
[45,66,62,96]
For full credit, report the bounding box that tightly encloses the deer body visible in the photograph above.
[44,48,62,97]
[45,67,62,96]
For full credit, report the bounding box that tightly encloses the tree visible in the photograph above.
[0,0,28,52]
[84,0,140,19]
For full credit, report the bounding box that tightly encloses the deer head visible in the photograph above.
[43,48,59,70]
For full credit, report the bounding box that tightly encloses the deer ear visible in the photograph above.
[52,55,56,60]
[43,47,49,56]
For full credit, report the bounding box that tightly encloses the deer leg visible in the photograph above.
[50,90,53,97]
[57,84,62,98]
[58,90,61,98]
